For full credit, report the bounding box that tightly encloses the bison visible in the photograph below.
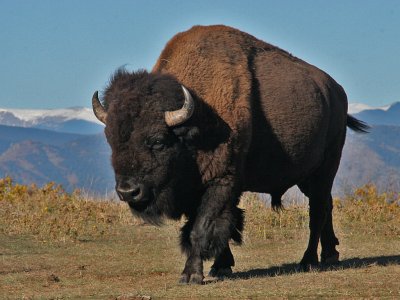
[92,25,368,284]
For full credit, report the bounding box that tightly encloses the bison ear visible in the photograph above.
[172,126,200,146]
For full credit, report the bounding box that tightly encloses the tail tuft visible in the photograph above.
[347,115,369,133]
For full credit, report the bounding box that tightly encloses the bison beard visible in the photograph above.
[92,25,368,284]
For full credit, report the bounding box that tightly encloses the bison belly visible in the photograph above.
[243,50,335,193]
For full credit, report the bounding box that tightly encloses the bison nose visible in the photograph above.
[116,183,144,202]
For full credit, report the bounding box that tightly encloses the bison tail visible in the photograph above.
[347,115,369,133]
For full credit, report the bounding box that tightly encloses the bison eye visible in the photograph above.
[145,135,169,150]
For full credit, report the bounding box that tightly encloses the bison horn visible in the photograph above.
[92,91,107,124]
[165,85,195,127]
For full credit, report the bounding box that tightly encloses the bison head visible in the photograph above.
[92,70,202,223]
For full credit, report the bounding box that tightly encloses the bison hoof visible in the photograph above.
[321,251,340,265]
[189,273,204,285]
[300,263,317,272]
[300,253,319,271]
[178,273,204,285]
[208,267,233,278]
[179,274,190,284]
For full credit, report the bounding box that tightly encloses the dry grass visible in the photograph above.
[0,177,138,242]
[240,193,309,242]
[336,183,400,236]
[0,177,399,299]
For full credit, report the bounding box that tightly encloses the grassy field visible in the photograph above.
[0,178,399,299]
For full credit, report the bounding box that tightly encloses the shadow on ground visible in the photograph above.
[229,255,400,280]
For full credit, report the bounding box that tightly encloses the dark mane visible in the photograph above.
[102,68,182,111]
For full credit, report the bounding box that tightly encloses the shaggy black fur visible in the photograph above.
[102,69,244,264]
[104,70,202,222]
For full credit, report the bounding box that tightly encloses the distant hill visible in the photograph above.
[0,126,114,195]
[0,124,83,144]
[0,125,84,152]
[336,125,400,194]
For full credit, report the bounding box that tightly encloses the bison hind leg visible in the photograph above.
[230,206,244,244]
[200,205,244,259]
[208,245,234,278]
[208,206,244,278]
[180,219,194,255]
[320,196,340,265]
[297,141,343,270]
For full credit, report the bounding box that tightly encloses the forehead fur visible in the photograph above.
[102,68,183,112]
[102,69,186,146]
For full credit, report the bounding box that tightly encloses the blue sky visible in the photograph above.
[1,0,399,109]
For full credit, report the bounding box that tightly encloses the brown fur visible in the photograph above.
[153,25,347,194]
[153,26,257,184]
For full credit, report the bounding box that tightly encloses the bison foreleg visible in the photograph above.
[179,250,204,284]
[179,180,241,284]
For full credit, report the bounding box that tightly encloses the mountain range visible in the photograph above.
[0,103,399,196]
[0,107,104,134]
[351,102,400,126]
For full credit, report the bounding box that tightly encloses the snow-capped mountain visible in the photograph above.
[0,107,104,134]
[351,101,400,126]
[348,102,391,114]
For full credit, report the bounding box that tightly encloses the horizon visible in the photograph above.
[1,101,399,112]
[1,0,399,109]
